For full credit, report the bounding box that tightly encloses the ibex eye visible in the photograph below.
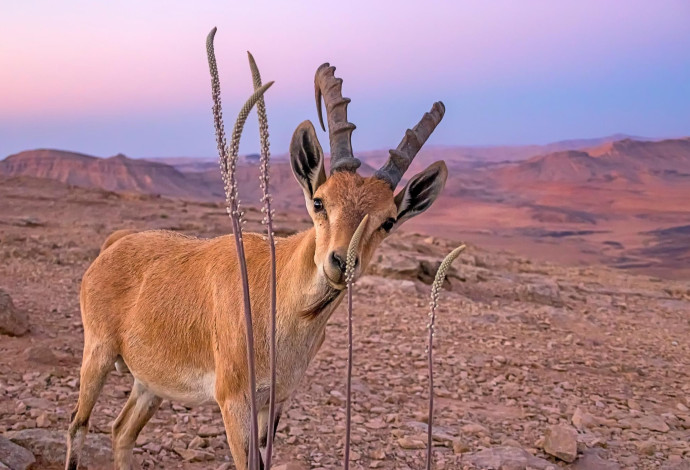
[381,218,395,232]
[313,198,324,213]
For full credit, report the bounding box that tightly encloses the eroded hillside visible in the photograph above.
[3,138,690,279]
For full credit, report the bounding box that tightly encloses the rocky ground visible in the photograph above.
[1,175,689,469]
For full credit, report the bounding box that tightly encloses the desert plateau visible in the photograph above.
[1,134,689,469]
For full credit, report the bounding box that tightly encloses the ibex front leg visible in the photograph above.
[218,399,252,470]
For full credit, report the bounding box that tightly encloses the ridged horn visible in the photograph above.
[375,101,445,189]
[314,63,361,174]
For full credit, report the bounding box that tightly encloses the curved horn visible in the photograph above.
[314,63,361,174]
[375,101,445,189]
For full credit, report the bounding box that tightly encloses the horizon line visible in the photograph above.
[5,133,690,161]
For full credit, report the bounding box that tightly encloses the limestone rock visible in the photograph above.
[173,447,214,462]
[462,446,555,470]
[637,415,670,432]
[572,407,599,430]
[461,423,489,436]
[35,413,50,429]
[187,435,206,449]
[573,449,621,470]
[198,425,224,437]
[273,463,309,470]
[516,280,562,306]
[369,252,421,281]
[0,290,29,337]
[0,436,35,470]
[5,429,110,467]
[452,439,470,454]
[397,437,426,449]
[543,425,578,463]
[637,440,656,455]
[24,346,59,365]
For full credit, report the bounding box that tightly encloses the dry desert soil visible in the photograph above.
[1,175,689,469]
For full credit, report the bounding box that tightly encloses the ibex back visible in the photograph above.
[66,62,448,470]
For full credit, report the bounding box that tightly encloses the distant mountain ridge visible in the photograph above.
[355,133,654,170]
[0,149,203,197]
[497,138,690,184]
[145,133,655,175]
[0,148,307,207]
[2,136,688,204]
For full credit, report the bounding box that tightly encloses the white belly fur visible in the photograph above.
[131,369,216,406]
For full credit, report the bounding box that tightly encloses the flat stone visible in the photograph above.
[452,439,470,454]
[502,438,522,448]
[573,449,621,470]
[35,413,50,428]
[198,425,224,437]
[637,415,670,432]
[0,436,35,470]
[462,446,555,470]
[572,407,599,430]
[405,421,455,445]
[364,419,387,430]
[543,425,578,463]
[142,442,162,454]
[173,447,214,462]
[637,440,656,455]
[461,423,489,436]
[24,346,59,365]
[273,464,309,470]
[19,398,53,410]
[397,437,426,450]
[369,253,422,281]
[5,429,110,467]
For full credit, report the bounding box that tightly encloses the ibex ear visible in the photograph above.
[393,161,448,228]
[290,120,327,200]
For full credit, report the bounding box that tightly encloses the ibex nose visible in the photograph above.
[329,250,357,275]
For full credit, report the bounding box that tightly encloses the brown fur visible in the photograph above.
[100,229,137,252]
[66,173,400,470]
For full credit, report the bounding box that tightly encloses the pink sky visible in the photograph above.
[2,1,689,157]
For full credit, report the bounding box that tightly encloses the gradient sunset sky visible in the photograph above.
[2,1,689,158]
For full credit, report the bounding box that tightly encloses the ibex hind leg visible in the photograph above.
[65,341,117,470]
[112,380,162,470]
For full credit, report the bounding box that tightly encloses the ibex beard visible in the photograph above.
[65,62,448,470]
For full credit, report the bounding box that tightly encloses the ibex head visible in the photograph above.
[291,63,448,289]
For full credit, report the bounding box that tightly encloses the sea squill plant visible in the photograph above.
[206,27,274,470]
[247,51,279,470]
[426,244,466,469]
[342,214,370,469]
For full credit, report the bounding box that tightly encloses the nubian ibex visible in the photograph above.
[66,46,448,469]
